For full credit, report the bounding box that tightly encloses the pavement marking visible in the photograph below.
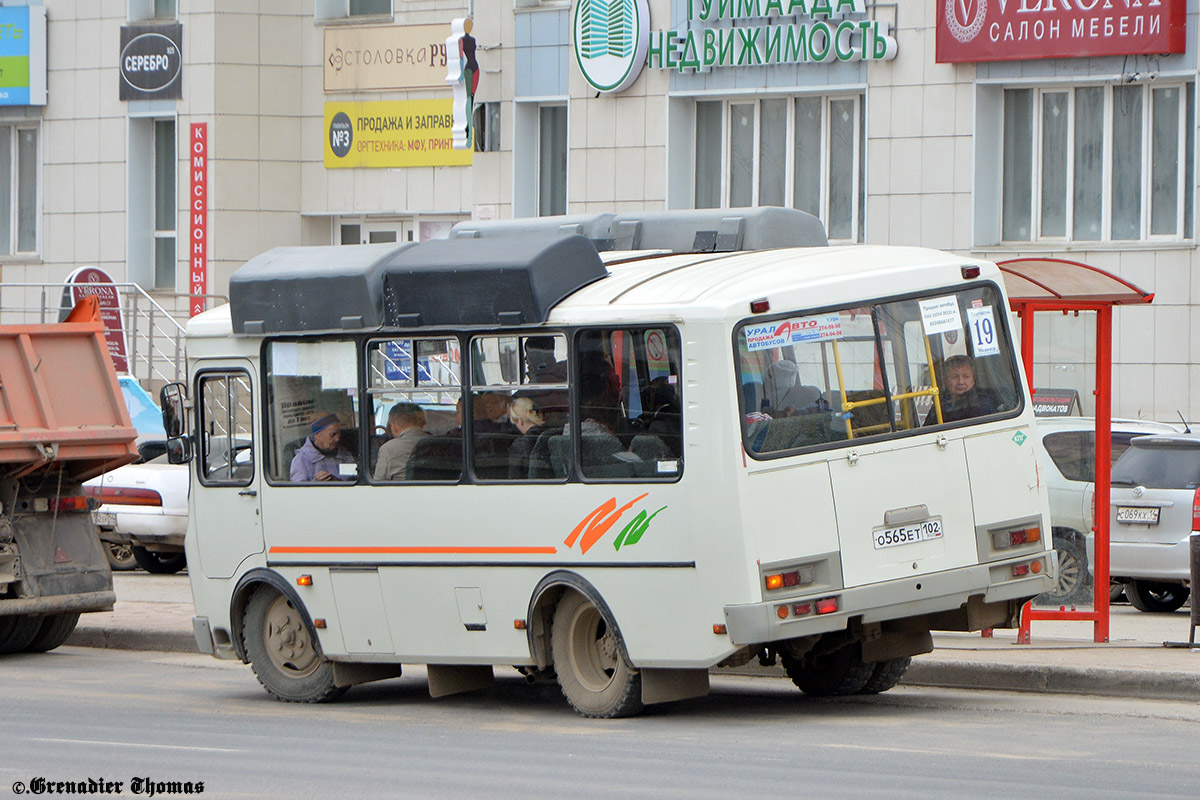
[31,737,243,754]
[821,743,1074,762]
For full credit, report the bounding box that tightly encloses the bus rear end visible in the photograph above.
[724,254,1052,694]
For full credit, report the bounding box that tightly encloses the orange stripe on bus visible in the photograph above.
[268,546,558,555]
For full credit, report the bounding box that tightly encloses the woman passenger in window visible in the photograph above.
[507,396,549,478]
[290,412,356,482]
[373,402,430,481]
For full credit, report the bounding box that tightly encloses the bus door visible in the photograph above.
[193,365,262,579]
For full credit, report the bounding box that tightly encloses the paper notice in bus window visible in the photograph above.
[791,312,843,343]
[966,307,1000,356]
[918,297,962,335]
[744,319,798,352]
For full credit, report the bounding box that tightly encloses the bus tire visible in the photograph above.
[0,615,44,655]
[857,656,912,694]
[243,590,345,703]
[550,591,644,718]
[24,613,81,653]
[782,642,873,696]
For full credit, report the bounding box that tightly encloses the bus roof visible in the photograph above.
[214,209,993,338]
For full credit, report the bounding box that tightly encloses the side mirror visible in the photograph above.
[166,436,193,465]
[160,383,186,438]
[160,383,193,465]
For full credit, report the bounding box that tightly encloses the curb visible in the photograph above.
[66,626,197,654]
[904,659,1200,702]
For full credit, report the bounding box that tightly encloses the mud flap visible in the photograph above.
[641,668,710,705]
[426,664,494,697]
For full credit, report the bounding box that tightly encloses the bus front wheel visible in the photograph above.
[243,590,345,703]
[550,592,644,718]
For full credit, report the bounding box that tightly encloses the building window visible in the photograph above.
[0,124,38,256]
[694,95,864,242]
[473,102,501,153]
[153,119,176,290]
[539,105,567,216]
[315,0,391,22]
[1001,82,1194,243]
[128,0,177,20]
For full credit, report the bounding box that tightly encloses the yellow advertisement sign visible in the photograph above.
[324,99,473,169]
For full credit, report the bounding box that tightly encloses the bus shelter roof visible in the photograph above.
[998,257,1154,308]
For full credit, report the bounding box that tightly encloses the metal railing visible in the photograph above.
[0,283,227,389]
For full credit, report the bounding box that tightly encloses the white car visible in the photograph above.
[85,453,188,574]
[1036,416,1179,605]
[1108,433,1199,612]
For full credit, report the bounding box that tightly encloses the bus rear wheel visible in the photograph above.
[782,642,874,696]
[551,591,643,718]
[243,590,345,703]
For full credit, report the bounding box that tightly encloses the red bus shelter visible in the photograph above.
[998,258,1155,643]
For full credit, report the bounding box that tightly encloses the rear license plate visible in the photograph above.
[873,519,942,550]
[92,511,116,527]
[1116,506,1159,525]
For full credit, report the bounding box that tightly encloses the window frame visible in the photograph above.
[262,337,363,487]
[1000,81,1195,244]
[693,93,865,243]
[195,369,255,489]
[0,122,40,257]
[734,282,1025,461]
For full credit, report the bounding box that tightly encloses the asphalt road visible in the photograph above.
[4,647,1200,799]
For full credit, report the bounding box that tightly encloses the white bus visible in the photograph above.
[163,209,1054,718]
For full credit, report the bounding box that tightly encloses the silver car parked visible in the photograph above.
[1108,433,1198,612]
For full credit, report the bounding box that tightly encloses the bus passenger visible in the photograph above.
[290,412,356,482]
[925,355,997,425]
[507,396,549,478]
[373,402,430,481]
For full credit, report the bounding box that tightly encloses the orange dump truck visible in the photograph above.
[0,298,138,653]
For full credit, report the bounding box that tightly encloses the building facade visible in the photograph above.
[1,0,1197,421]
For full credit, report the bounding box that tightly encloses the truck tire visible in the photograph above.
[0,615,44,654]
[132,546,187,574]
[24,613,81,653]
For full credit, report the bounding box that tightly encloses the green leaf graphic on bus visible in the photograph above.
[566,493,664,555]
[613,505,667,551]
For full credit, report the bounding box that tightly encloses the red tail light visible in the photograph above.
[86,487,163,508]
[1192,487,1200,532]
[48,496,89,512]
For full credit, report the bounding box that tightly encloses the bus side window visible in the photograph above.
[265,339,360,484]
[197,371,254,486]
[366,337,462,483]
[575,327,683,481]
[468,334,568,482]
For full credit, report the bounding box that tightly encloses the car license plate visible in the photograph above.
[92,511,116,527]
[873,519,942,550]
[1116,506,1159,525]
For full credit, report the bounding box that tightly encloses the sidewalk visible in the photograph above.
[68,573,1200,701]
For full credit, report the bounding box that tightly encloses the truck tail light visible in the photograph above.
[48,496,90,512]
[1193,488,1200,532]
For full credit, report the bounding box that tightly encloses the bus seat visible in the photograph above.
[742,380,764,414]
[547,434,571,478]
[528,429,562,479]
[472,432,515,479]
[764,360,822,414]
[405,436,463,481]
[629,434,673,477]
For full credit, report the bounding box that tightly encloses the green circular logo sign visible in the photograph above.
[572,0,650,94]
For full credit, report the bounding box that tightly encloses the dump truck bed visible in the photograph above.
[0,318,139,481]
